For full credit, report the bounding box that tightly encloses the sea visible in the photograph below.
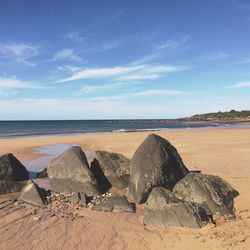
[0,120,246,138]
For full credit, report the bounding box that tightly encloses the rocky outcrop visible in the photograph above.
[129,134,189,204]
[144,187,209,228]
[173,172,239,218]
[94,151,130,189]
[36,168,48,178]
[92,195,135,213]
[48,146,100,196]
[0,153,29,194]
[19,181,48,207]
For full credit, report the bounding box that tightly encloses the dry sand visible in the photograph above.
[0,128,250,250]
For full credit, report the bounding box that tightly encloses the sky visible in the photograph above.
[0,0,250,120]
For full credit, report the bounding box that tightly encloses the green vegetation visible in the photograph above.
[185,110,250,121]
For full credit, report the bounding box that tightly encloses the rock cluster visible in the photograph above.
[4,133,239,229]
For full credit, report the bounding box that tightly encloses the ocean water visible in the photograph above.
[0,120,243,138]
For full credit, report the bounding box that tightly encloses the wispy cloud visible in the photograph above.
[53,49,82,62]
[64,32,84,42]
[77,89,185,101]
[0,42,40,65]
[57,65,82,73]
[95,41,120,53]
[59,65,145,82]
[238,58,250,64]
[228,81,250,88]
[59,64,183,82]
[118,74,160,81]
[133,89,184,97]
[85,89,184,101]
[76,82,126,94]
[131,35,190,65]
[154,35,190,51]
[0,77,43,89]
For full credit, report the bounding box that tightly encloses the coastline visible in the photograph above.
[0,125,250,161]
[1,120,249,139]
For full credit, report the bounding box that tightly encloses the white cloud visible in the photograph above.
[59,64,183,82]
[144,65,183,73]
[53,49,82,62]
[59,65,146,82]
[0,77,43,89]
[228,81,250,88]
[0,90,184,120]
[0,42,40,65]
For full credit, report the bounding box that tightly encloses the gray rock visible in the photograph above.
[92,195,135,213]
[0,153,29,181]
[94,151,130,189]
[129,134,189,204]
[173,172,239,218]
[19,180,48,207]
[48,146,100,196]
[0,153,29,195]
[0,180,24,195]
[144,187,209,228]
[36,168,48,178]
[69,192,87,206]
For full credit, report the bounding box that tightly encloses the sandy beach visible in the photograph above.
[0,128,250,250]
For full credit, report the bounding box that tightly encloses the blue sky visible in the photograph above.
[1,0,250,120]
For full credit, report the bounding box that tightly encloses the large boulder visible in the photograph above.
[94,151,130,189]
[36,168,48,178]
[0,153,29,194]
[19,180,48,207]
[129,134,189,203]
[92,195,135,213]
[0,153,29,181]
[144,187,209,228]
[173,172,239,218]
[48,146,100,196]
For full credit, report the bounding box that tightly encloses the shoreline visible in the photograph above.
[0,122,250,140]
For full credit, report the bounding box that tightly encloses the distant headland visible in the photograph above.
[110,110,250,123]
[179,110,250,122]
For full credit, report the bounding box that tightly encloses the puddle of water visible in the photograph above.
[22,144,95,189]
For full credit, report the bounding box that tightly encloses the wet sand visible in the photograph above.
[0,128,250,249]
